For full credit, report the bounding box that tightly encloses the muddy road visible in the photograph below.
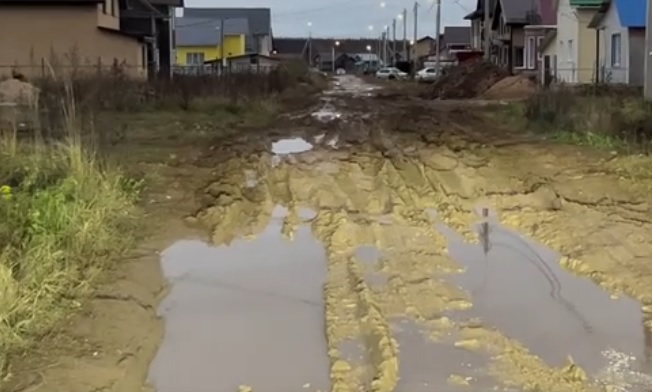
[135,75,652,392]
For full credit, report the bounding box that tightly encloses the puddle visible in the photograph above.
[440,218,646,375]
[393,318,496,392]
[271,137,313,155]
[148,206,330,392]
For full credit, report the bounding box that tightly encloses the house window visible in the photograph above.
[109,0,115,16]
[526,36,536,69]
[101,0,107,13]
[186,52,205,65]
[537,36,543,61]
[611,33,622,67]
[567,39,573,61]
[514,46,525,68]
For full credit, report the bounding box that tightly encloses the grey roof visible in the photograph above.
[175,17,249,46]
[497,0,536,24]
[443,26,471,45]
[182,8,271,36]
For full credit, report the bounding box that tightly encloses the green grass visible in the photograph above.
[0,128,141,375]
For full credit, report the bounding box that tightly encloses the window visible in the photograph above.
[514,46,525,68]
[526,36,536,69]
[186,52,205,65]
[611,33,622,67]
[101,0,107,13]
[567,39,573,61]
[537,36,543,61]
[110,0,115,16]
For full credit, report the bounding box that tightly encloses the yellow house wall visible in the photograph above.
[175,35,245,65]
[577,9,598,83]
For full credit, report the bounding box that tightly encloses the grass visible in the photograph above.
[488,86,652,153]
[0,91,141,378]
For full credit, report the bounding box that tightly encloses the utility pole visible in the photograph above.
[219,18,225,71]
[645,0,652,100]
[483,0,491,60]
[385,25,390,64]
[413,1,419,63]
[381,31,387,65]
[435,0,441,72]
[392,18,397,63]
[402,8,408,60]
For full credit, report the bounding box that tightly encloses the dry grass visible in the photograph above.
[521,85,652,151]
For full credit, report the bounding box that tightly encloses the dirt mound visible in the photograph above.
[424,61,508,99]
[482,74,536,100]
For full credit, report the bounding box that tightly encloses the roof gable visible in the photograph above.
[498,0,537,24]
[183,7,270,35]
[614,0,645,27]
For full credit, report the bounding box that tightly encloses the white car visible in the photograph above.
[415,67,440,82]
[375,67,408,80]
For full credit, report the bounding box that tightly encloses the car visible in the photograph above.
[336,67,346,75]
[375,67,408,80]
[415,67,440,82]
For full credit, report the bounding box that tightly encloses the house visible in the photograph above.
[119,0,183,78]
[0,0,149,78]
[588,0,645,85]
[521,0,555,78]
[490,0,536,73]
[464,0,497,51]
[174,17,248,66]
[540,0,603,83]
[411,36,436,62]
[432,26,473,66]
[272,38,383,69]
[183,8,272,56]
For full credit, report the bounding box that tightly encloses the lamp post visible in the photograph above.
[332,40,340,73]
[307,21,313,67]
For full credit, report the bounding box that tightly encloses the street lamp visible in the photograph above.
[368,25,374,31]
[332,40,340,72]
[366,45,372,52]
[380,1,386,7]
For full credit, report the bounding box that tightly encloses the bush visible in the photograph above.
[0,132,140,372]
[523,85,652,150]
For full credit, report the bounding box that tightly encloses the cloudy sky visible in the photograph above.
[182,0,475,38]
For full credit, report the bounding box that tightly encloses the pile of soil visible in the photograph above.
[424,62,508,99]
[481,75,536,100]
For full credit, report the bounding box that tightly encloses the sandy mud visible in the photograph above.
[146,76,652,392]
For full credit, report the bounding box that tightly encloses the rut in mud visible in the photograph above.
[149,76,652,392]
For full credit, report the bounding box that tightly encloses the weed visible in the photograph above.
[0,87,140,376]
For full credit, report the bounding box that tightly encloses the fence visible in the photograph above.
[541,66,634,87]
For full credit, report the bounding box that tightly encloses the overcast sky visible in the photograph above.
[181,0,475,38]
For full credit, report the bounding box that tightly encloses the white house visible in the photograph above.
[588,0,646,85]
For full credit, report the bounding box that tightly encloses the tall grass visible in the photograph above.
[523,85,652,151]
[0,84,141,375]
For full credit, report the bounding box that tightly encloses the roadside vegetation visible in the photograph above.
[522,85,652,152]
[0,60,324,378]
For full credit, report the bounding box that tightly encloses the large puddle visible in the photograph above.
[440,214,647,377]
[148,206,330,392]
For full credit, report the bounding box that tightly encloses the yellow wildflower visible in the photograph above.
[1,185,12,201]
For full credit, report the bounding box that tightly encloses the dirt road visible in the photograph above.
[8,75,652,392]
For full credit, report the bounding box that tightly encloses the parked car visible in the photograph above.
[415,67,440,82]
[375,67,408,80]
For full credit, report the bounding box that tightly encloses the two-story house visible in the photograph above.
[182,8,272,56]
[0,0,148,78]
[540,0,603,83]
[490,0,536,73]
